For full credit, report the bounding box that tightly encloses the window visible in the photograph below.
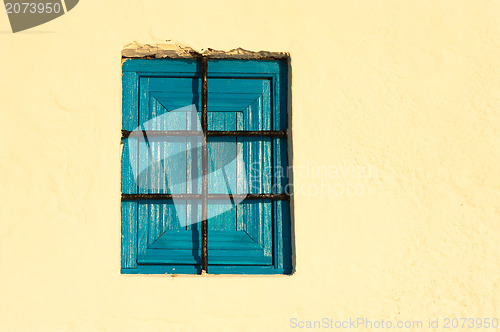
[121,57,292,274]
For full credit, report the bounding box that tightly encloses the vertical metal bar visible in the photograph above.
[201,56,209,273]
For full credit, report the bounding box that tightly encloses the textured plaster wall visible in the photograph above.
[1,1,500,331]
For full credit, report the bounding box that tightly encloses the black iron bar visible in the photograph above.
[122,130,203,138]
[201,56,209,274]
[122,193,201,200]
[206,130,287,138]
[121,193,290,201]
[122,130,287,139]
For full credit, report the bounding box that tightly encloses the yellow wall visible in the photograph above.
[1,1,500,331]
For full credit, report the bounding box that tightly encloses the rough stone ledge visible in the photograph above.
[122,41,289,60]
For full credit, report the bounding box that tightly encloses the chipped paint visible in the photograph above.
[122,40,289,60]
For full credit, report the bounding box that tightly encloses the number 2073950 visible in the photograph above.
[5,3,62,14]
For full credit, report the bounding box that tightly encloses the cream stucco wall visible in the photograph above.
[1,1,500,331]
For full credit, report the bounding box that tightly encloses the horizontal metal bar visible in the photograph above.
[211,193,289,200]
[122,130,202,138]
[122,193,201,200]
[122,129,287,139]
[206,131,287,138]
[121,193,290,201]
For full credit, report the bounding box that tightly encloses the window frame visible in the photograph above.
[121,58,292,275]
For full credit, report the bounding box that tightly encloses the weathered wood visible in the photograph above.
[121,72,139,269]
[121,58,292,274]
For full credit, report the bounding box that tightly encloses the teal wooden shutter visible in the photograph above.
[136,77,201,269]
[206,78,274,266]
[121,59,292,274]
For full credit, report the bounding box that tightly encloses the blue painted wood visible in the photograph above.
[208,110,236,231]
[138,251,272,265]
[276,200,292,270]
[150,230,260,249]
[122,265,202,274]
[121,202,137,269]
[137,78,193,259]
[121,59,291,274]
[236,112,245,231]
[121,71,139,269]
[273,135,291,270]
[208,59,281,77]
[121,72,139,195]
[207,265,291,275]
[121,265,291,275]
[145,248,265,257]
[261,80,273,258]
[123,58,281,77]
[228,80,274,261]
[278,60,289,131]
[137,202,148,257]
[122,58,199,74]
[137,76,150,195]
